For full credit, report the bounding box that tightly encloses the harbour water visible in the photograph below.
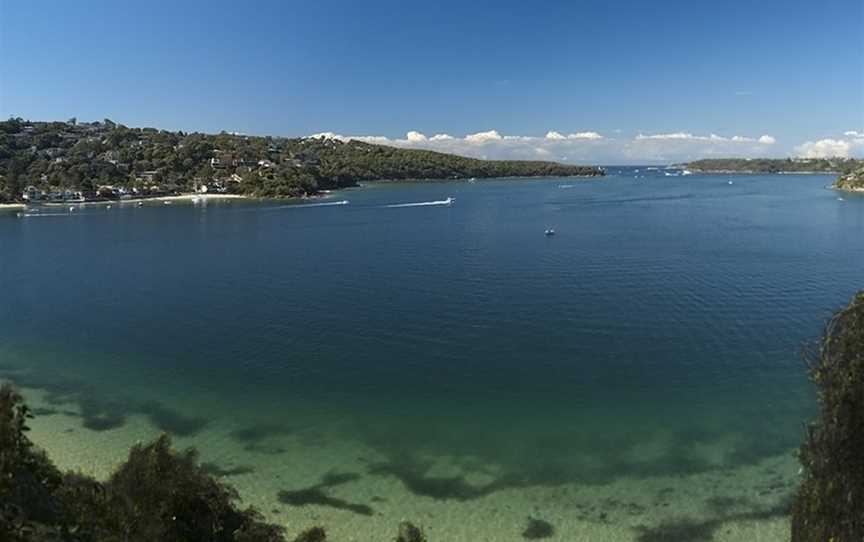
[1,169,862,540]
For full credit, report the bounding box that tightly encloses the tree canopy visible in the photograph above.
[0,119,603,202]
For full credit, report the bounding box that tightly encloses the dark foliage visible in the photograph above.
[395,521,427,542]
[521,517,554,539]
[0,381,285,541]
[291,526,327,542]
[0,118,602,202]
[834,166,864,191]
[791,291,864,541]
[685,157,863,175]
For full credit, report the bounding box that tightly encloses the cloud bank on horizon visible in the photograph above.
[794,131,864,159]
[309,129,864,163]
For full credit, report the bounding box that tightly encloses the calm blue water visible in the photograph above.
[1,169,862,492]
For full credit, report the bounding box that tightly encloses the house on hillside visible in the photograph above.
[137,171,158,183]
[22,186,43,202]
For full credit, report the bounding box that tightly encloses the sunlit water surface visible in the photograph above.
[1,169,862,540]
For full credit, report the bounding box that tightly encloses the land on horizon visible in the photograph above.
[3,118,863,206]
[0,118,602,204]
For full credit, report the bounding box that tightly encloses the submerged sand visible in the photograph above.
[18,384,794,542]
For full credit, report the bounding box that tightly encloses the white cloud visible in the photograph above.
[406,131,427,142]
[626,132,780,162]
[308,131,344,141]
[635,132,774,144]
[465,130,503,143]
[843,130,864,138]
[308,132,390,144]
[636,132,703,141]
[794,139,852,159]
[568,131,604,140]
[304,128,793,164]
[546,130,603,141]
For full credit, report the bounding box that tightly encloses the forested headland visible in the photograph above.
[684,158,862,175]
[0,118,603,202]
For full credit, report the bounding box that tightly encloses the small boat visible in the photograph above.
[68,206,75,212]
[163,200,172,205]
[444,197,455,205]
[728,180,734,185]
[545,229,555,236]
[137,201,144,207]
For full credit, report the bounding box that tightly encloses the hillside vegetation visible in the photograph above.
[0,382,430,541]
[685,158,862,174]
[792,292,864,541]
[0,118,602,202]
[833,167,864,191]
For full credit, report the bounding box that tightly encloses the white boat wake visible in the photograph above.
[18,212,76,218]
[271,200,349,210]
[384,197,454,208]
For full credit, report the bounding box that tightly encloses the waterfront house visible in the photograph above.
[22,186,43,202]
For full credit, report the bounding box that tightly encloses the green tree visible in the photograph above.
[792,292,864,541]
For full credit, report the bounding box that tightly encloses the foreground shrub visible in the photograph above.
[0,382,284,541]
[792,292,864,541]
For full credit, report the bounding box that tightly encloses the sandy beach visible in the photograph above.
[33,193,251,207]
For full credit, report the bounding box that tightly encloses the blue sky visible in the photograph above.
[1,0,862,163]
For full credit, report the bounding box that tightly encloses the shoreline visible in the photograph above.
[13,379,795,542]
[34,193,250,208]
[688,169,839,175]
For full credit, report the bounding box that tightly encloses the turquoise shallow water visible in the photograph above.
[1,169,862,538]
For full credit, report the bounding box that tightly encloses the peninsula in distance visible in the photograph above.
[683,158,864,191]
[0,118,603,203]
[3,119,862,207]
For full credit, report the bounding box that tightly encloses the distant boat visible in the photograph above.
[68,206,75,212]
[163,201,171,205]
[137,201,144,207]
[728,180,734,185]
[445,196,455,205]
[468,177,476,183]
[545,228,555,236]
